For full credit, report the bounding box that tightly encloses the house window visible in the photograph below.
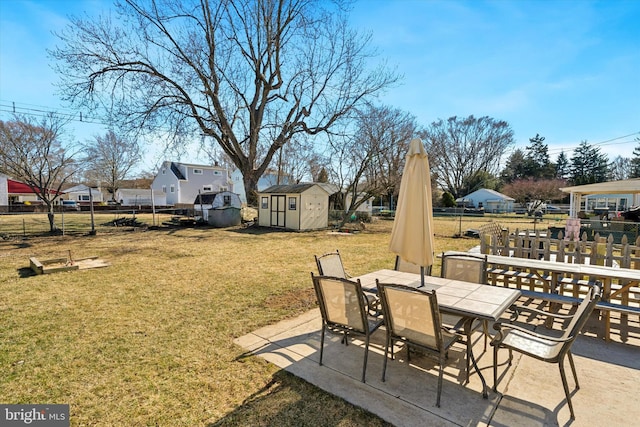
[162,169,166,175]
[289,197,297,210]
[261,197,268,209]
[214,171,221,175]
[162,185,166,193]
[220,186,228,191]
[170,185,175,193]
[79,195,90,201]
[193,169,203,174]
[203,185,213,192]
[223,195,231,206]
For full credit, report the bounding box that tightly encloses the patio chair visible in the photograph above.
[311,273,384,383]
[315,250,380,316]
[440,252,490,375]
[394,255,432,276]
[440,252,487,284]
[491,284,601,419]
[315,249,351,279]
[376,280,462,407]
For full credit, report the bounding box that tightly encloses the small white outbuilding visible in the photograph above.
[257,183,330,230]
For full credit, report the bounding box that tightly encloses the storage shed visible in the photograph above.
[257,183,330,230]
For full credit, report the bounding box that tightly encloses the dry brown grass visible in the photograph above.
[0,213,557,425]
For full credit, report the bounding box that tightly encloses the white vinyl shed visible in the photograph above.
[257,183,330,230]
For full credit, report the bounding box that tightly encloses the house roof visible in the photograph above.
[459,188,514,201]
[170,162,186,180]
[560,179,640,195]
[7,179,62,195]
[260,183,328,194]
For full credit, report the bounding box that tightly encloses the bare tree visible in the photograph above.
[501,178,566,211]
[52,0,398,206]
[83,130,141,200]
[0,114,80,232]
[327,104,418,225]
[609,155,631,181]
[419,115,514,198]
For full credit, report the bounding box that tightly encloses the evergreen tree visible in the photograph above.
[569,141,609,185]
[500,149,531,183]
[630,141,640,178]
[555,151,570,180]
[525,134,555,179]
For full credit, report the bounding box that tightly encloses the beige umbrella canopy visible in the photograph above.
[389,137,435,285]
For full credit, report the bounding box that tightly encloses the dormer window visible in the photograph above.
[193,169,203,175]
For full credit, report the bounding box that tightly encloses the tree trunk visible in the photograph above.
[243,171,260,207]
[47,209,58,233]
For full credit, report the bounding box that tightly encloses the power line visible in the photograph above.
[0,100,108,126]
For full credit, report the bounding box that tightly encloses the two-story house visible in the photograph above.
[152,161,232,206]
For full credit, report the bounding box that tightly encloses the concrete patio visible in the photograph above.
[235,307,640,426]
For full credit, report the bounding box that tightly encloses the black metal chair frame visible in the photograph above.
[311,273,384,383]
[491,285,602,419]
[376,280,461,407]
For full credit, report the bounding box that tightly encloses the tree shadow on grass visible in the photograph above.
[208,370,391,427]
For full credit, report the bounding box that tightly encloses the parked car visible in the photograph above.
[61,200,80,211]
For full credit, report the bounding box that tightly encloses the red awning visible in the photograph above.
[7,179,62,195]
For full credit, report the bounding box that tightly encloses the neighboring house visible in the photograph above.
[457,189,515,213]
[560,178,640,218]
[116,188,167,206]
[0,174,8,206]
[63,184,105,204]
[0,175,62,204]
[151,161,231,206]
[344,192,374,215]
[231,168,294,204]
[257,183,330,230]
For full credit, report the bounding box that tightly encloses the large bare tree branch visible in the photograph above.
[52,0,398,205]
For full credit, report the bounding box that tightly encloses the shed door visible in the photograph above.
[270,195,286,227]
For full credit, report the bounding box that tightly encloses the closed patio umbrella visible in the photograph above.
[389,137,435,286]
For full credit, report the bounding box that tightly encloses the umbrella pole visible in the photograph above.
[420,267,425,288]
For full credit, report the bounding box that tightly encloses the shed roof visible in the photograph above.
[260,183,329,194]
[560,179,640,195]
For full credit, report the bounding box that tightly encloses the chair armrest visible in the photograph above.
[511,304,574,320]
[493,322,574,343]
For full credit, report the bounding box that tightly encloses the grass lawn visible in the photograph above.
[0,213,552,425]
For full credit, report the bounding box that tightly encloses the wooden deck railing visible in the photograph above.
[479,225,640,269]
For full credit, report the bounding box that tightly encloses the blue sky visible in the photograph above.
[1,0,639,174]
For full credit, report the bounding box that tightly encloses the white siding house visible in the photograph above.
[0,174,8,206]
[152,161,231,206]
[457,188,515,213]
[231,168,293,204]
[257,183,330,230]
[63,184,105,204]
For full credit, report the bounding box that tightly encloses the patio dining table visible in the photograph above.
[351,269,522,398]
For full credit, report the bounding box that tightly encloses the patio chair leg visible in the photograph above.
[362,336,369,383]
[319,326,325,366]
[436,355,444,408]
[559,357,576,419]
[567,351,579,388]
[493,345,498,392]
[382,332,391,382]
[483,320,489,351]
